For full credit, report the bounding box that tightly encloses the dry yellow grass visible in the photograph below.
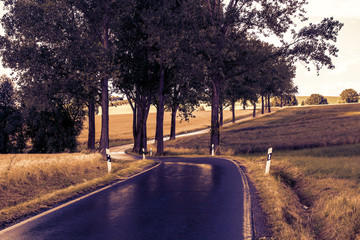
[0,153,155,228]
[235,157,315,239]
[78,108,253,144]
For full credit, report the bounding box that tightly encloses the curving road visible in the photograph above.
[0,157,251,240]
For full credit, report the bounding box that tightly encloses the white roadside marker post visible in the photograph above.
[106,148,112,174]
[211,144,215,156]
[265,147,273,175]
[142,148,146,160]
[150,148,153,156]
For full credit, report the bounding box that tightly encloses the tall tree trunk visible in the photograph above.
[131,97,151,154]
[133,104,141,153]
[261,95,265,114]
[268,94,271,113]
[87,100,95,150]
[219,104,223,126]
[132,102,137,145]
[264,95,268,111]
[231,99,235,123]
[156,67,165,155]
[99,77,109,153]
[253,102,256,118]
[155,103,159,144]
[141,107,149,154]
[99,10,110,154]
[210,78,220,155]
[170,106,178,140]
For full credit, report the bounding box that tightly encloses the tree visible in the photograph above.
[340,89,359,103]
[166,65,204,140]
[113,0,158,154]
[306,94,328,105]
[0,75,25,153]
[23,103,85,153]
[144,0,192,155]
[70,0,125,154]
[139,0,206,154]
[0,0,125,154]
[272,95,298,107]
[199,0,342,154]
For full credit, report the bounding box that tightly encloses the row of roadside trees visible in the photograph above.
[0,0,342,154]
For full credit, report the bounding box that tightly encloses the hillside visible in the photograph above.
[165,103,360,153]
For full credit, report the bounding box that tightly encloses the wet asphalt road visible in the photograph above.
[0,157,246,240]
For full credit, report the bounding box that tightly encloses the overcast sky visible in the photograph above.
[293,0,360,96]
[0,1,359,96]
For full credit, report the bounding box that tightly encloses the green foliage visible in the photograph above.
[340,89,359,103]
[24,104,84,153]
[0,75,26,153]
[0,0,343,154]
[272,95,298,107]
[305,94,328,105]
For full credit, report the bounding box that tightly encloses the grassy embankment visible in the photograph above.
[0,153,155,229]
[163,104,360,239]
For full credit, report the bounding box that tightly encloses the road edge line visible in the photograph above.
[0,161,162,235]
[224,158,253,240]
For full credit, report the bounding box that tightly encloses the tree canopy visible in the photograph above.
[340,89,359,103]
[0,0,343,154]
[0,75,25,153]
[306,94,328,105]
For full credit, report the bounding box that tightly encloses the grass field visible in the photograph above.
[163,103,360,239]
[165,104,360,154]
[297,96,340,105]
[78,107,253,146]
[0,153,155,228]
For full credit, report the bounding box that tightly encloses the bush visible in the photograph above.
[305,94,328,105]
[24,104,84,153]
[272,95,298,107]
[0,75,26,153]
[340,89,359,103]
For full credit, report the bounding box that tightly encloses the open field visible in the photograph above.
[164,104,360,239]
[165,104,360,154]
[297,96,340,105]
[0,153,155,228]
[78,107,253,146]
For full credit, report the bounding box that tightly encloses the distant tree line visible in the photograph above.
[0,0,343,154]
[300,89,359,106]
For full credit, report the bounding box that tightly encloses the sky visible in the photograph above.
[291,0,360,96]
[0,1,359,96]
